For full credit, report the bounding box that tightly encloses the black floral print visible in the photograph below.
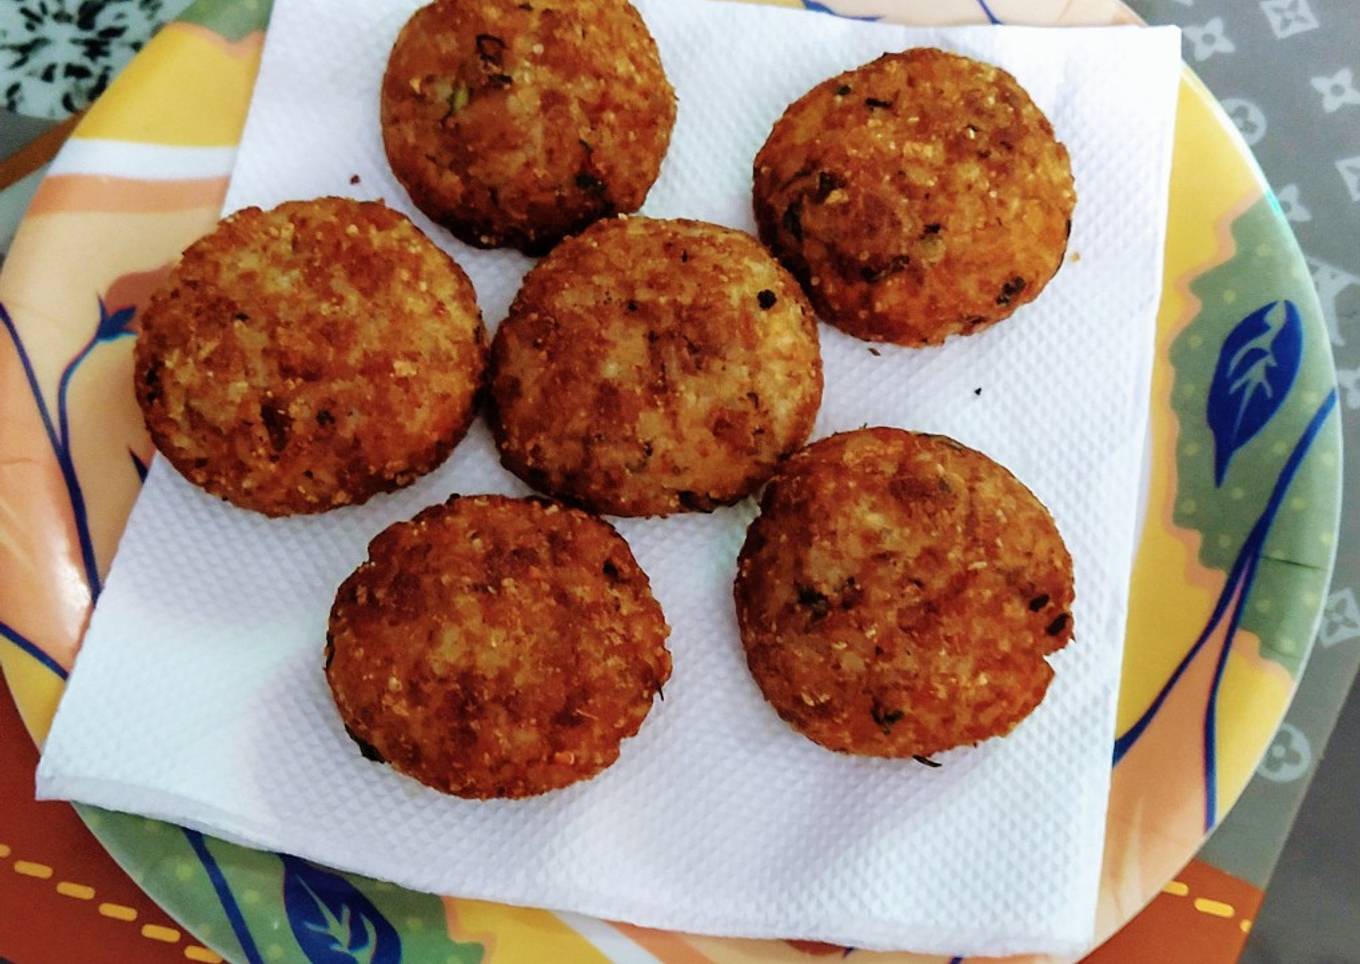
[1,0,164,118]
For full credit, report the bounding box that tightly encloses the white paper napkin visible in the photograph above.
[37,0,1181,954]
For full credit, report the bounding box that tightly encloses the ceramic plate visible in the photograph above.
[0,0,1341,960]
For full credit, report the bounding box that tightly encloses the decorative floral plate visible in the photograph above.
[0,0,1342,961]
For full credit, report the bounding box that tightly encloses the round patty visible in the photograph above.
[381,0,675,255]
[326,494,671,799]
[734,428,1075,758]
[753,48,1076,347]
[134,197,486,517]
[489,216,824,517]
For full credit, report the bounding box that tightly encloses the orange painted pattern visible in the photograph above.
[1086,858,1263,964]
[27,174,230,216]
[0,678,217,962]
[610,921,718,963]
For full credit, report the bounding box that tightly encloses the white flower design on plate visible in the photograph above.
[1334,155,1360,202]
[1184,17,1236,62]
[1260,0,1319,40]
[1338,368,1360,411]
[1311,68,1360,114]
[1257,722,1311,783]
[1305,253,1357,347]
[1221,97,1267,146]
[1321,588,1360,648]
[1275,183,1312,223]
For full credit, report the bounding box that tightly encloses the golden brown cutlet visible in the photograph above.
[326,494,672,799]
[134,197,486,517]
[754,48,1076,346]
[735,428,1075,758]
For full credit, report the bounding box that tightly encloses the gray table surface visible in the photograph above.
[2,0,1357,960]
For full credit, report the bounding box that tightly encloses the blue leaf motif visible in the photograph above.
[280,855,401,964]
[1206,299,1302,485]
[95,298,137,342]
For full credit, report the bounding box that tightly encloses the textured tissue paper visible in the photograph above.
[36,0,1182,954]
